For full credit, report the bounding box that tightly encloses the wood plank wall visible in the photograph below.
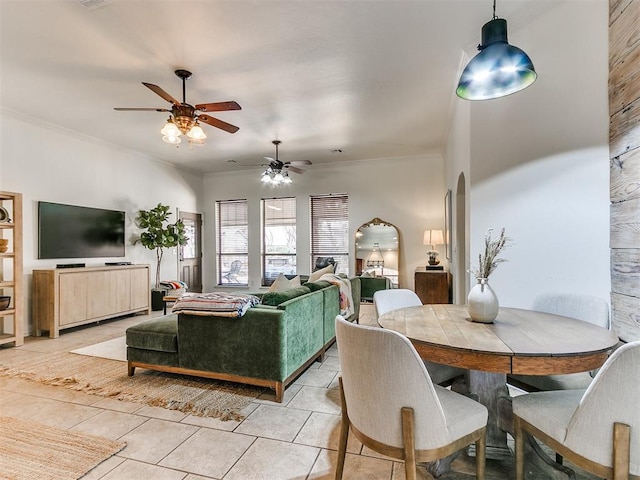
[610,0,640,342]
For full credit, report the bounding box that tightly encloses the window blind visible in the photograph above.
[310,194,349,275]
[216,199,248,285]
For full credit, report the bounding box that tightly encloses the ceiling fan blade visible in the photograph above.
[195,101,242,112]
[142,82,181,106]
[285,166,306,174]
[198,114,240,134]
[113,107,171,112]
[287,160,313,166]
[263,156,275,162]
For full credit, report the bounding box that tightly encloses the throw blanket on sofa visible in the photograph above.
[319,274,355,318]
[172,292,260,317]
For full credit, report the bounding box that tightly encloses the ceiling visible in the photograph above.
[0,0,561,175]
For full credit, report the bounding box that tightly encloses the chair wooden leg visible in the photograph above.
[335,378,349,480]
[475,428,486,480]
[514,416,525,480]
[401,407,417,480]
[613,422,630,480]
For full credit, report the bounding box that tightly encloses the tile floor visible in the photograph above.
[0,304,600,479]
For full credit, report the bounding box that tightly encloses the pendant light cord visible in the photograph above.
[492,0,497,19]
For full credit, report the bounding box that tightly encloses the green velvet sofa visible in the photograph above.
[126,277,360,403]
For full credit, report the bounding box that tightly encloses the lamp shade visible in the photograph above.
[424,229,444,246]
[457,18,536,100]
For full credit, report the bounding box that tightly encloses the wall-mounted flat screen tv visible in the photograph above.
[38,201,126,259]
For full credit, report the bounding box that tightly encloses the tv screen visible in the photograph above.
[38,202,126,259]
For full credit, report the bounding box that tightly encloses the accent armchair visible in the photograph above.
[334,314,487,480]
[513,340,640,479]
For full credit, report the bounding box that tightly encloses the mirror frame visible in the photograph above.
[355,217,400,286]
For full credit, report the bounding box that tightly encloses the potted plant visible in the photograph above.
[137,203,188,310]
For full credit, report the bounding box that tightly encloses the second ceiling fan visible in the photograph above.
[261,140,312,185]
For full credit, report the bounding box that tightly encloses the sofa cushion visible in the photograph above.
[304,280,333,292]
[126,314,178,353]
[261,286,312,306]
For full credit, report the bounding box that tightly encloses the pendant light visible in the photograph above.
[457,0,537,100]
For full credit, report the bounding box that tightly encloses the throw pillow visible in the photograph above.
[261,286,312,306]
[308,263,334,282]
[269,273,292,292]
[289,275,301,287]
[304,280,333,292]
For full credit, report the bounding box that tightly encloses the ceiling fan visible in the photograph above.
[260,140,312,185]
[114,69,241,144]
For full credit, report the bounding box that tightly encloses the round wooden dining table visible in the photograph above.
[378,304,619,463]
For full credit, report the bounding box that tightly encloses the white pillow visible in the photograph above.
[268,273,292,292]
[309,263,335,283]
[289,275,301,287]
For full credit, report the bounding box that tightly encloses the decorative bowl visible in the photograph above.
[0,296,11,311]
[0,239,8,253]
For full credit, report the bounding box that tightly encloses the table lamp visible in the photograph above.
[423,229,444,267]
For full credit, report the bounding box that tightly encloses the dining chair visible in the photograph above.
[513,340,640,480]
[373,289,464,386]
[509,293,611,391]
[334,315,487,480]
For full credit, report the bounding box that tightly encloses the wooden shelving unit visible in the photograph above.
[0,191,23,346]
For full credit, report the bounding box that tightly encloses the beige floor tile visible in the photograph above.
[391,462,433,480]
[27,399,102,429]
[91,396,147,414]
[294,411,362,454]
[317,355,341,372]
[234,404,311,441]
[224,437,320,480]
[99,459,188,480]
[309,448,393,480]
[287,385,341,415]
[0,393,61,419]
[79,454,126,480]
[119,418,199,463]
[184,475,216,480]
[134,404,189,422]
[160,427,255,478]
[292,367,337,387]
[70,409,148,440]
[325,344,339,357]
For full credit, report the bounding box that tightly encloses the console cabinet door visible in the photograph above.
[59,273,88,325]
[111,269,132,313]
[130,267,150,310]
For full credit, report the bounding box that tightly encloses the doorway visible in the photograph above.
[455,173,467,303]
[178,211,203,293]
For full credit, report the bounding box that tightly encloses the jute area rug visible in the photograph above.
[0,352,264,421]
[0,416,125,480]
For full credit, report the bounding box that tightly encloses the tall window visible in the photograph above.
[216,200,248,285]
[310,194,349,275]
[261,197,296,286]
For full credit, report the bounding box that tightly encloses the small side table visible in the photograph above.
[414,268,451,304]
[162,295,179,314]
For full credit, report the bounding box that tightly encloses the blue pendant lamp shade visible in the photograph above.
[457,17,537,100]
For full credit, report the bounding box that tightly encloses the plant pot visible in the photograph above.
[467,278,499,323]
[151,289,167,311]
[0,296,10,311]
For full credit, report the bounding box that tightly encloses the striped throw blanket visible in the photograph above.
[172,292,260,317]
[319,273,355,318]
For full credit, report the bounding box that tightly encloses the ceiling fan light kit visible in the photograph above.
[114,69,241,147]
[457,0,537,100]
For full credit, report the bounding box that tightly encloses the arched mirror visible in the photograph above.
[355,218,399,288]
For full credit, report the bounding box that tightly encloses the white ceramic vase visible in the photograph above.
[467,278,499,323]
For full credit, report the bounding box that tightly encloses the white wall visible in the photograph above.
[0,110,203,334]
[202,154,445,292]
[467,1,610,309]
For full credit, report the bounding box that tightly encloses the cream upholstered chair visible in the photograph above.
[373,289,464,386]
[513,341,640,480]
[334,315,487,480]
[509,293,611,391]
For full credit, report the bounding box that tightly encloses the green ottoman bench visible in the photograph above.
[126,314,179,376]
